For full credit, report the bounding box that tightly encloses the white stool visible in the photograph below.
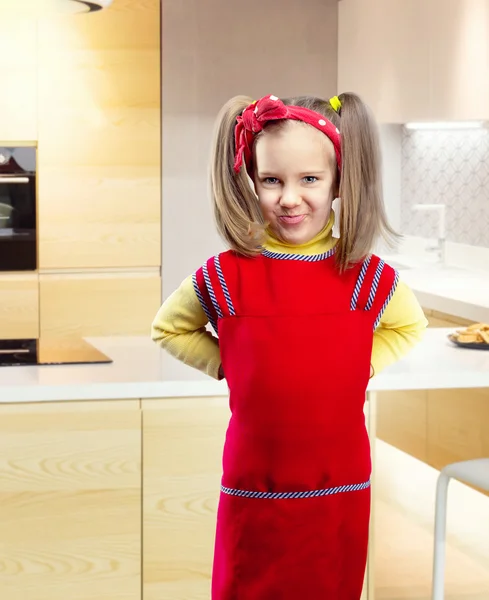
[432,458,489,599]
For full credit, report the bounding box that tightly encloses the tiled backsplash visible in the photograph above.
[401,129,489,248]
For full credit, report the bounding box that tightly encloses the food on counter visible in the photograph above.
[451,323,489,345]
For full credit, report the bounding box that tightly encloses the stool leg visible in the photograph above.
[432,472,451,600]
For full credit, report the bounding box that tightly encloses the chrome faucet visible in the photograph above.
[412,204,446,264]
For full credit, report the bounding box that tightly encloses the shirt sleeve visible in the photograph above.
[371,279,428,376]
[151,275,222,379]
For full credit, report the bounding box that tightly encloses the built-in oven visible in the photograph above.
[0,146,36,271]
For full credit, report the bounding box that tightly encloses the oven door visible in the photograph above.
[0,174,36,271]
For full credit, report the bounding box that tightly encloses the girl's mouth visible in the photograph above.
[279,215,306,225]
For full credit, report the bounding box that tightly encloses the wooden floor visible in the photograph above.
[374,440,489,600]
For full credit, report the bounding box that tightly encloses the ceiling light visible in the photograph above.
[4,0,114,16]
[60,0,113,12]
[404,121,486,131]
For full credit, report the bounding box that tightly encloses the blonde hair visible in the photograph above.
[209,93,398,270]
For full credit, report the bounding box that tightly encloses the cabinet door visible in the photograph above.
[37,1,161,270]
[0,401,142,600]
[142,397,230,600]
[338,0,430,123]
[427,388,489,472]
[429,0,489,121]
[375,310,475,463]
[39,271,161,338]
[0,274,39,339]
[0,19,37,141]
[376,390,428,463]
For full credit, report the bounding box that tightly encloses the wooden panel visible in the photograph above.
[376,309,475,466]
[0,406,141,600]
[39,271,161,337]
[429,0,489,121]
[37,0,161,269]
[338,0,430,123]
[423,307,474,329]
[0,19,37,141]
[143,397,230,600]
[0,273,39,339]
[376,390,428,463]
[427,388,489,470]
[38,166,160,269]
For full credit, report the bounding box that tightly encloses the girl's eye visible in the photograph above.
[264,177,280,185]
[303,176,318,184]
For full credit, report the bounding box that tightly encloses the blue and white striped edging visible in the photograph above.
[202,262,224,319]
[192,272,218,334]
[350,255,371,310]
[365,259,385,311]
[214,255,235,316]
[261,248,336,262]
[373,271,399,330]
[221,479,370,500]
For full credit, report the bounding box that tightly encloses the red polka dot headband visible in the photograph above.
[233,94,342,174]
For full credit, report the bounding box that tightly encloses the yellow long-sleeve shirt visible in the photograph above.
[152,221,428,379]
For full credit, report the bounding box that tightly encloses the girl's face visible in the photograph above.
[253,122,338,246]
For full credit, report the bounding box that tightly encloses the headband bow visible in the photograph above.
[233,94,342,175]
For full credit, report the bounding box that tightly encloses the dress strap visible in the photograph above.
[193,255,236,333]
[351,255,399,329]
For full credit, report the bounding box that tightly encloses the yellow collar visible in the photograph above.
[264,213,337,257]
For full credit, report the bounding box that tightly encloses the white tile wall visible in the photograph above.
[401,128,489,248]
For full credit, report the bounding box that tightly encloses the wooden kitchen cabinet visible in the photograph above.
[338,0,431,123]
[426,388,489,471]
[39,271,161,338]
[376,390,428,463]
[429,0,489,122]
[339,0,489,122]
[0,19,37,141]
[0,273,39,339]
[423,308,474,329]
[376,309,489,493]
[37,0,161,270]
[142,397,230,600]
[0,400,142,600]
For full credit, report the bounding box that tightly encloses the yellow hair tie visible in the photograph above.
[329,95,342,113]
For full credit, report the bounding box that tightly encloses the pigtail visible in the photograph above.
[335,93,398,270]
[209,96,265,256]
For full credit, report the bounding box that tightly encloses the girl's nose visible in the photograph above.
[280,186,301,209]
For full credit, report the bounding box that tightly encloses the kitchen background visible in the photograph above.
[1,0,487,343]
[0,2,487,600]
[0,0,160,340]
[401,128,489,247]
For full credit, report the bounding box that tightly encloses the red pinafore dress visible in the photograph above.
[193,247,398,600]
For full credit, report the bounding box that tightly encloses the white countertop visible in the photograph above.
[0,330,488,403]
[383,254,489,323]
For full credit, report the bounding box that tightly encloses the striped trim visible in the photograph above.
[262,248,336,262]
[192,273,218,333]
[221,479,370,500]
[351,255,371,310]
[373,270,400,330]
[202,263,223,319]
[214,255,235,316]
[365,259,385,311]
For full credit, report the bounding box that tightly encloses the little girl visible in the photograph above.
[152,93,427,599]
